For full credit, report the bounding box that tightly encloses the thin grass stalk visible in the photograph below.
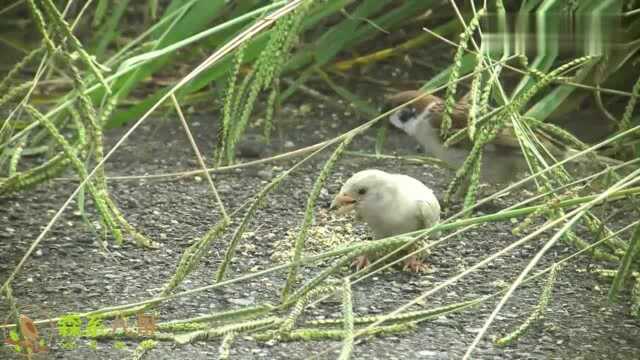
[214,171,291,282]
[495,263,560,346]
[216,43,245,166]
[278,286,337,338]
[225,66,255,163]
[308,296,488,328]
[171,94,229,220]
[131,339,157,360]
[281,134,354,301]
[158,304,275,330]
[264,79,279,140]
[609,223,640,301]
[4,215,638,336]
[215,139,339,282]
[104,197,154,248]
[2,285,20,328]
[0,82,35,110]
[445,56,595,204]
[441,9,485,138]
[40,0,111,93]
[348,171,640,355]
[218,331,236,360]
[0,0,300,152]
[24,105,120,241]
[8,138,26,176]
[174,317,281,345]
[26,0,56,54]
[632,273,640,317]
[63,59,124,244]
[0,0,310,297]
[463,168,640,359]
[159,218,229,297]
[467,46,486,140]
[311,194,640,359]
[338,278,355,360]
[254,323,415,342]
[462,150,482,212]
[0,46,43,100]
[285,238,411,308]
[479,62,502,116]
[619,71,640,132]
[225,0,312,163]
[0,152,71,195]
[13,217,640,348]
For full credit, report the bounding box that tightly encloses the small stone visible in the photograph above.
[237,134,268,158]
[128,198,141,208]
[417,350,448,358]
[257,168,273,180]
[299,104,312,115]
[229,297,254,306]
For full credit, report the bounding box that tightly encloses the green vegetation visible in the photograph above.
[1,1,640,359]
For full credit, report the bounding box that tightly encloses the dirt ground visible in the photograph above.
[2,90,640,360]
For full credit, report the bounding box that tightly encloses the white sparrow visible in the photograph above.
[330,169,441,272]
[387,90,537,185]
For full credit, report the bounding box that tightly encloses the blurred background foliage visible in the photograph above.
[0,0,638,149]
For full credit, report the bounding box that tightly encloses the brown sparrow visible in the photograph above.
[386,90,559,185]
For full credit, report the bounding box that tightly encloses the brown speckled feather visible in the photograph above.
[386,90,469,129]
[386,90,523,150]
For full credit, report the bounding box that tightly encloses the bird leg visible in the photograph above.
[351,255,370,271]
[403,254,429,273]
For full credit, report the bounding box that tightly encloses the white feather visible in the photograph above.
[335,169,440,239]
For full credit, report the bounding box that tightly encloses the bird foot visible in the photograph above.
[351,255,370,271]
[403,256,429,273]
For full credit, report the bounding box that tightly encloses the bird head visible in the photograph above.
[330,169,392,215]
[385,90,443,137]
[385,90,473,134]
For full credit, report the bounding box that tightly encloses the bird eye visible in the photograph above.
[399,108,415,123]
[357,188,367,195]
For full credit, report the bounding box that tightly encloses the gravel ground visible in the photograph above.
[2,99,640,360]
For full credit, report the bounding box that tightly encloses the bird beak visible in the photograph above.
[330,193,356,214]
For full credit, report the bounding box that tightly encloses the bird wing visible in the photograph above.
[416,198,440,229]
[389,173,441,229]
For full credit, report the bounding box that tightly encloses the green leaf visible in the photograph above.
[422,53,478,92]
[313,0,392,66]
[511,0,561,98]
[375,121,388,156]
